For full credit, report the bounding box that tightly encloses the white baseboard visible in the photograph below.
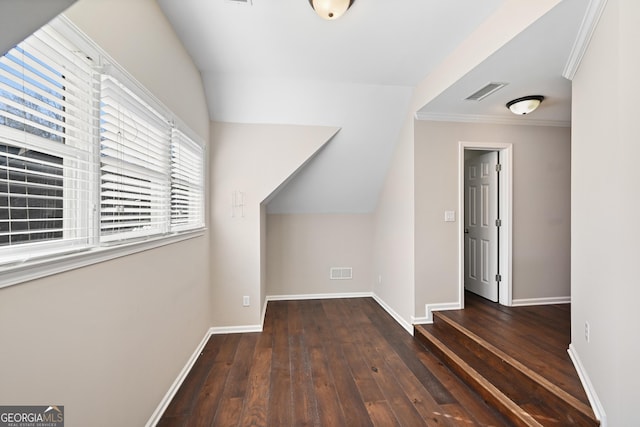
[145,327,214,427]
[411,316,430,325]
[261,298,268,327]
[425,302,462,323]
[266,292,372,301]
[145,320,262,426]
[568,344,607,426]
[511,296,571,306]
[371,293,413,335]
[210,325,263,334]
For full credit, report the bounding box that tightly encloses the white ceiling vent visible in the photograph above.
[225,0,252,5]
[465,82,508,101]
[330,267,353,280]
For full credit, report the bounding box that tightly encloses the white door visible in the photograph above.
[464,151,499,302]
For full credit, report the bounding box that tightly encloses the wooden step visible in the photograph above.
[414,312,599,426]
[432,314,596,424]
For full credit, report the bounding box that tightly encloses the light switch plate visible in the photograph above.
[444,210,456,222]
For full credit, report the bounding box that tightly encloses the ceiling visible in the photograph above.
[157,0,589,213]
[0,0,76,57]
[416,0,588,126]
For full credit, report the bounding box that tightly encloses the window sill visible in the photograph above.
[0,229,206,290]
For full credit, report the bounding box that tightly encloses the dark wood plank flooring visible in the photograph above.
[442,291,589,407]
[157,298,509,426]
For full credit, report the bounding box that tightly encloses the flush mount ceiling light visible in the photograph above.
[309,0,354,20]
[506,95,544,115]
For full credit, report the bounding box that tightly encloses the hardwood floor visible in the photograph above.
[157,298,509,426]
[415,292,598,426]
[441,292,587,407]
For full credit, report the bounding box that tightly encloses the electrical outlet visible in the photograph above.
[584,321,590,343]
[243,296,250,307]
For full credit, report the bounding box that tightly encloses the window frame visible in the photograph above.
[0,16,206,289]
[0,23,97,264]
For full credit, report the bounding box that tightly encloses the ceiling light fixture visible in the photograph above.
[506,95,544,115]
[309,0,354,20]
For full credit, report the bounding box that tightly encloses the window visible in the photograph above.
[0,146,64,246]
[170,129,204,231]
[0,17,205,279]
[0,25,95,264]
[99,74,171,243]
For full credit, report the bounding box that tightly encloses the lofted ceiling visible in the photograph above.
[157,0,589,213]
[0,0,77,57]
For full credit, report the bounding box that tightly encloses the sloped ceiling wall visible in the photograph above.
[0,0,76,56]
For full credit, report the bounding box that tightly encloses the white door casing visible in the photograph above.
[458,142,512,307]
[464,151,498,302]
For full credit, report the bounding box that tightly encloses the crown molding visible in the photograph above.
[563,0,608,81]
[414,111,570,128]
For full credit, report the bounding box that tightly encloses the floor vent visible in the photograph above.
[330,267,353,280]
[465,82,508,101]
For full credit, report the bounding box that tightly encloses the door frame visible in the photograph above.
[458,141,513,307]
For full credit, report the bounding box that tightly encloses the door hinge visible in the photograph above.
[495,219,502,227]
[496,163,502,172]
[495,274,502,282]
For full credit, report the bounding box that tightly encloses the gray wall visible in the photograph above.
[571,0,640,424]
[414,120,571,314]
[0,1,212,425]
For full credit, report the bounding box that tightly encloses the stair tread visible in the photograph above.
[415,325,545,427]
[426,322,563,408]
[414,317,599,427]
[440,308,585,399]
[433,313,594,418]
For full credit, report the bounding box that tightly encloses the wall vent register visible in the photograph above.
[330,267,353,280]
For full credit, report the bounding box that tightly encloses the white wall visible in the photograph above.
[372,1,564,327]
[372,112,416,327]
[0,1,212,425]
[208,76,413,214]
[266,214,373,297]
[571,0,640,424]
[414,120,571,315]
[209,122,338,328]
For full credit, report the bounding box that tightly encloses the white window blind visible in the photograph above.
[170,129,204,231]
[0,16,205,279]
[99,74,171,243]
[0,24,96,264]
